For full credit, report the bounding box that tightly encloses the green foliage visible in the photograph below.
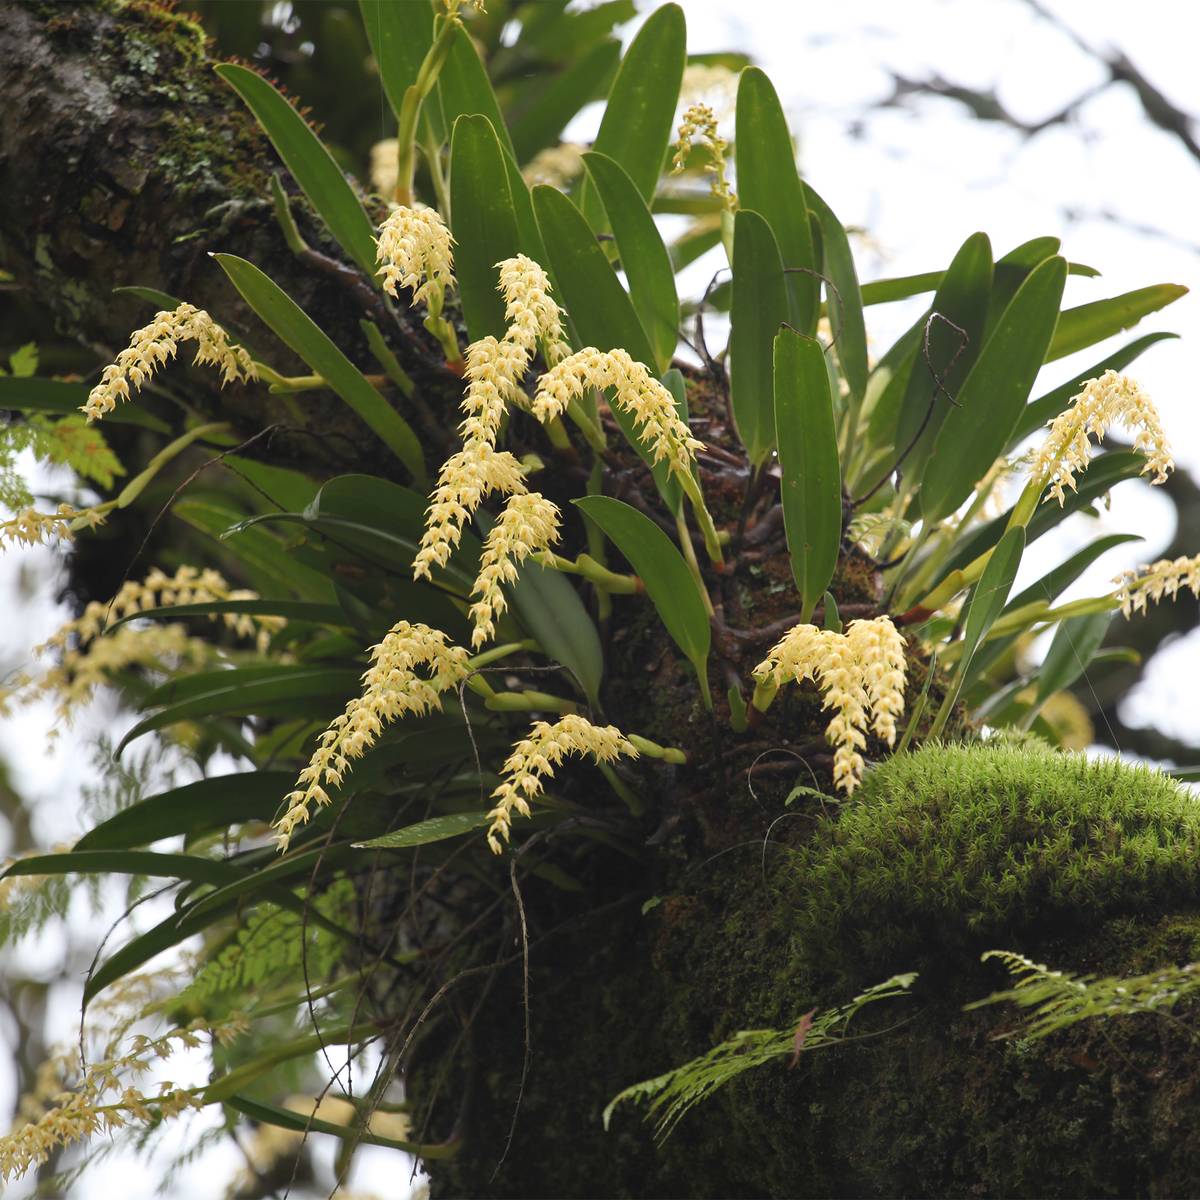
[605,972,918,1141]
[178,880,354,1007]
[2,0,1195,1190]
[968,948,1200,1040]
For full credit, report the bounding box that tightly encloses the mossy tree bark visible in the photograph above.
[5,5,1200,1199]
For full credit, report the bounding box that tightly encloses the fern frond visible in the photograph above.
[603,973,917,1141]
[968,949,1200,1039]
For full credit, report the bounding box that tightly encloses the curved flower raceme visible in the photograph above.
[275,621,471,850]
[1113,553,1200,618]
[83,303,255,422]
[485,714,638,853]
[672,102,735,206]
[414,255,567,600]
[754,617,907,795]
[375,205,456,305]
[468,491,561,648]
[1,567,281,725]
[1031,370,1173,505]
[532,347,704,481]
[413,442,530,581]
[0,504,106,550]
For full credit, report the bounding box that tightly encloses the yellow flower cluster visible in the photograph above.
[83,303,256,422]
[276,621,470,850]
[0,503,106,549]
[521,141,586,189]
[1,1015,246,1185]
[533,347,704,481]
[414,255,566,586]
[1031,370,1173,505]
[41,565,279,654]
[3,566,279,724]
[1113,553,1200,618]
[469,492,561,648]
[672,102,735,206]
[754,616,907,794]
[375,204,456,306]
[369,136,399,197]
[485,713,638,852]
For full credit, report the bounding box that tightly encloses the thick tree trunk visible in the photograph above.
[0,0,453,479]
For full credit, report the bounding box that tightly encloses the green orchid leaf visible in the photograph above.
[583,150,679,373]
[581,2,686,226]
[573,495,711,704]
[736,67,819,333]
[730,208,787,467]
[215,64,377,276]
[353,811,490,850]
[437,24,515,160]
[892,232,993,481]
[807,185,868,408]
[774,326,842,621]
[450,115,523,342]
[74,772,296,851]
[214,255,426,482]
[0,376,169,431]
[1047,283,1187,362]
[921,256,1067,523]
[1035,611,1114,707]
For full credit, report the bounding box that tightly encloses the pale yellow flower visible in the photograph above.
[1,1015,245,1184]
[0,503,106,549]
[533,347,704,480]
[672,102,735,206]
[1031,370,1173,505]
[415,255,567,589]
[486,714,638,852]
[4,567,280,724]
[496,254,569,362]
[83,303,255,422]
[1113,553,1200,618]
[276,621,470,849]
[521,142,586,189]
[375,205,455,305]
[754,616,907,795]
[469,491,561,648]
[369,137,399,198]
[413,441,530,581]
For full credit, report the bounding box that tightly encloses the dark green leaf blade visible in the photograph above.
[75,772,295,851]
[773,327,842,621]
[922,256,1067,522]
[0,377,169,431]
[729,209,787,466]
[214,64,377,275]
[353,811,489,850]
[573,496,710,702]
[1034,611,1113,706]
[505,557,604,707]
[583,151,679,373]
[736,67,819,332]
[582,2,686,220]
[214,254,426,483]
[450,115,523,342]
[437,25,516,159]
[807,185,868,407]
[1047,284,1187,362]
[892,232,992,477]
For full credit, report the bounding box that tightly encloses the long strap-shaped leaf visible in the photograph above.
[773,327,842,622]
[215,65,377,276]
[921,256,1067,523]
[730,209,788,468]
[215,254,426,483]
[574,495,711,706]
[583,151,679,375]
